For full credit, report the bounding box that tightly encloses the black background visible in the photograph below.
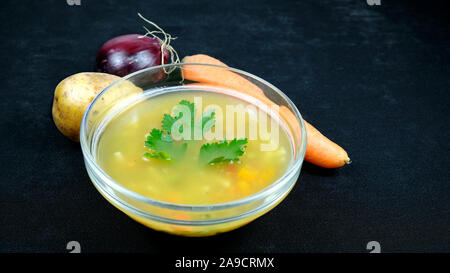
[1,0,449,253]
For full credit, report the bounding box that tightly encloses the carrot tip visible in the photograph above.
[345,157,352,165]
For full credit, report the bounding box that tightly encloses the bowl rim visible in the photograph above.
[80,62,307,212]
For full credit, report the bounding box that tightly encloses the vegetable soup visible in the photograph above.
[96,88,292,205]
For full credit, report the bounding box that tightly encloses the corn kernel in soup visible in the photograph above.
[96,90,292,205]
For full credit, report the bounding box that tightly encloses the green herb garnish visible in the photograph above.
[144,128,187,161]
[199,138,248,165]
[144,100,247,164]
[161,100,195,135]
[199,109,216,133]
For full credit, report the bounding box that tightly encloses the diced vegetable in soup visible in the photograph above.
[96,89,292,205]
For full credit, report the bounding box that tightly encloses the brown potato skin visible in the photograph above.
[52,72,120,141]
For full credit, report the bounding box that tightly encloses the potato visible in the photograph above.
[52,72,121,141]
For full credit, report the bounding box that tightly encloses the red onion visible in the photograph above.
[95,34,169,77]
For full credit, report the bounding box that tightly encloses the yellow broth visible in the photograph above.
[96,89,292,205]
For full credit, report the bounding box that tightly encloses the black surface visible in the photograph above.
[1,0,449,253]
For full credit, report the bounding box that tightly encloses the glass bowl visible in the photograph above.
[80,63,306,236]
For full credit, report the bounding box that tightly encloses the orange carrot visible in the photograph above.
[302,119,350,168]
[277,106,350,168]
[182,54,265,98]
[182,54,350,168]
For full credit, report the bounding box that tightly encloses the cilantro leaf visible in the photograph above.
[161,100,215,139]
[199,138,248,165]
[161,113,180,134]
[200,109,215,133]
[145,100,247,165]
[144,129,187,161]
[161,100,195,137]
[178,100,195,128]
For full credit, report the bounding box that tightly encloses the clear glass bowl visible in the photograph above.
[80,63,306,236]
